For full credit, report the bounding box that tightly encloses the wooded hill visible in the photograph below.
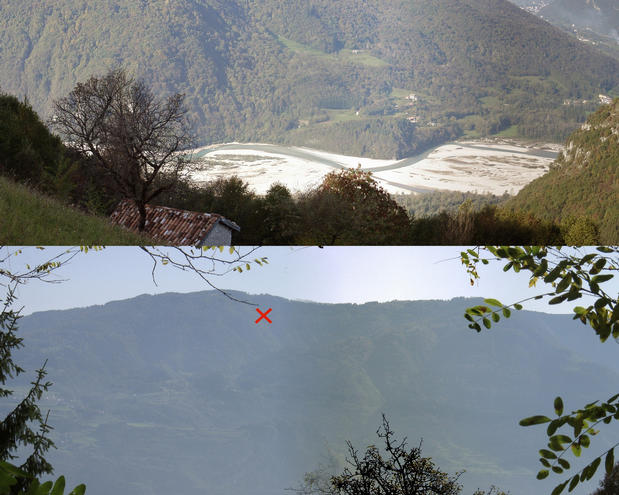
[1,0,617,158]
[17,292,619,495]
[506,98,619,243]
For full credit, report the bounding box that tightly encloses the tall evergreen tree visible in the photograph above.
[0,283,55,493]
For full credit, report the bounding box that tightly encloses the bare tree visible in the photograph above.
[294,415,462,495]
[51,68,194,230]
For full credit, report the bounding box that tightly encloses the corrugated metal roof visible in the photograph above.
[109,199,240,245]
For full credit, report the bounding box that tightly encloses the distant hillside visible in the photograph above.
[0,0,618,157]
[539,0,619,42]
[506,98,619,243]
[16,292,619,495]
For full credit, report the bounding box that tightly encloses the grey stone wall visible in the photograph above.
[200,222,232,246]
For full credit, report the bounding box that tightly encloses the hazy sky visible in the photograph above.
[3,246,606,316]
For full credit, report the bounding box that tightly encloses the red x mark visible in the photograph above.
[255,308,272,324]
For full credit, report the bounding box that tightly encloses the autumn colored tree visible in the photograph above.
[330,415,461,495]
[299,168,412,245]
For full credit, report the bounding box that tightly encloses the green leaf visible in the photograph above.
[484,298,502,307]
[0,462,30,479]
[551,465,563,474]
[520,415,552,426]
[554,397,564,416]
[540,458,551,467]
[580,253,597,264]
[502,307,511,318]
[556,274,571,293]
[482,318,491,329]
[594,298,609,311]
[540,449,558,459]
[554,435,573,445]
[51,476,65,495]
[568,475,579,492]
[592,274,613,284]
[605,449,614,474]
[467,306,489,316]
[571,443,581,457]
[39,481,54,493]
[68,485,86,495]
[537,469,550,480]
[549,435,571,451]
[514,303,523,310]
[558,458,570,469]
[547,419,561,436]
[586,457,602,480]
[589,258,607,274]
[566,286,582,301]
[545,265,565,283]
[24,480,40,495]
[533,259,548,277]
[551,481,568,495]
[580,434,590,448]
[549,294,568,305]
[492,312,500,323]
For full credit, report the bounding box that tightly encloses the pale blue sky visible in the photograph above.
[2,246,605,316]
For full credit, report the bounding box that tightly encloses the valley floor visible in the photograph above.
[188,139,562,196]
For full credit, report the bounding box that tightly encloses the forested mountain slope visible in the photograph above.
[16,292,619,495]
[506,98,619,243]
[1,0,618,157]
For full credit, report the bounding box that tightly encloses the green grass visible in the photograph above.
[277,35,389,67]
[325,108,360,122]
[341,49,389,67]
[480,95,499,108]
[390,88,414,98]
[0,175,156,244]
[495,124,520,138]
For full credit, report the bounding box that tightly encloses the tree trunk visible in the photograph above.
[137,201,147,232]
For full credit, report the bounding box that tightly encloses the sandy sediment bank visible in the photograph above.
[187,140,561,196]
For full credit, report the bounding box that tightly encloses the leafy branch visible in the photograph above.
[138,246,268,306]
[520,394,619,494]
[461,246,618,341]
[461,246,619,494]
[0,462,85,495]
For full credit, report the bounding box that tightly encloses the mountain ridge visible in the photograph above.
[1,0,618,157]
[14,291,619,495]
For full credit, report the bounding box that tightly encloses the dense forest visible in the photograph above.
[0,0,617,158]
[1,91,614,245]
[15,291,619,495]
[506,98,619,243]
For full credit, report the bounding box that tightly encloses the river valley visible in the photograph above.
[187,139,562,196]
